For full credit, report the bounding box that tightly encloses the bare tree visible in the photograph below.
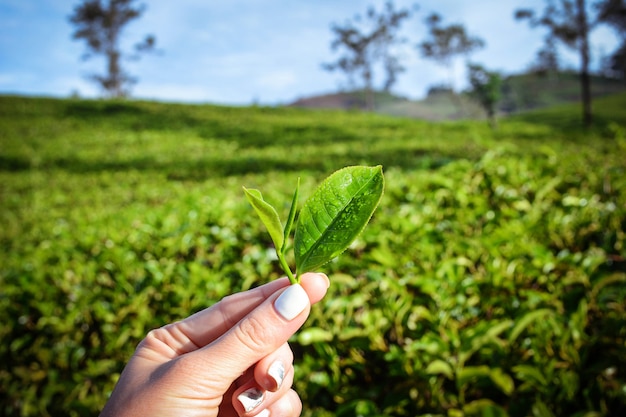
[597,0,626,80]
[596,0,626,36]
[531,37,561,75]
[418,13,485,91]
[69,0,156,98]
[324,1,411,110]
[515,0,596,127]
[602,42,626,79]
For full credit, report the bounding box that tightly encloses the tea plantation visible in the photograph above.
[1,94,625,416]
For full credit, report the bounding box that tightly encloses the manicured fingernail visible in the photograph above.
[274,284,309,321]
[268,360,285,390]
[257,409,270,417]
[237,387,264,412]
[320,272,330,288]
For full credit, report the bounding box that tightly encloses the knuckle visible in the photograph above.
[233,314,278,353]
[140,325,170,348]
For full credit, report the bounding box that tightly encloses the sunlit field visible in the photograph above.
[1,94,625,416]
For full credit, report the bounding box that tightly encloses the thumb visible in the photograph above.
[198,282,314,390]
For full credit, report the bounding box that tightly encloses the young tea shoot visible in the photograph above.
[243,165,384,284]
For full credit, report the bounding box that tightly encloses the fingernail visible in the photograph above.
[237,387,264,412]
[257,410,270,417]
[268,360,285,390]
[320,272,330,288]
[274,284,309,321]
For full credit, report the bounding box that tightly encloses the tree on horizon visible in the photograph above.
[417,12,485,92]
[323,1,412,111]
[597,0,626,80]
[467,62,502,129]
[69,0,156,98]
[515,0,626,127]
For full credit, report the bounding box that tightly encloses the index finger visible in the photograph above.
[162,273,329,356]
[178,278,289,351]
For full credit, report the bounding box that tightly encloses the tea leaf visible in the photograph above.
[294,165,384,274]
[457,365,491,389]
[426,359,454,380]
[508,309,553,343]
[297,327,334,345]
[512,365,549,387]
[243,187,284,251]
[462,400,509,416]
[281,178,300,253]
[489,368,515,395]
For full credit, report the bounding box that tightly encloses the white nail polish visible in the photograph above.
[237,387,264,412]
[268,360,285,389]
[257,409,270,417]
[274,284,308,321]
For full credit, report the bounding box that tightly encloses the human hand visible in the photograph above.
[99,272,330,417]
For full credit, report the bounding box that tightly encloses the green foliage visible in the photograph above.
[243,182,299,282]
[467,63,502,127]
[244,165,383,282]
[296,149,626,416]
[1,94,625,416]
[294,165,384,275]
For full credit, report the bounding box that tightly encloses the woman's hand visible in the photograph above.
[99,272,330,417]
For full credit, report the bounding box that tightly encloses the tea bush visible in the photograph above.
[1,95,624,416]
[297,149,625,416]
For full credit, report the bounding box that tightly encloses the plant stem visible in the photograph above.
[278,253,297,284]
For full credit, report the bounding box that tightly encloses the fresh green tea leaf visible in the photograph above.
[294,165,384,274]
[242,187,284,251]
[297,327,334,345]
[457,365,491,389]
[489,368,515,396]
[425,359,454,380]
[282,178,300,253]
[508,309,554,343]
[462,400,509,417]
[512,365,549,387]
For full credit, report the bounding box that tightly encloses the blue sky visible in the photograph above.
[0,0,620,105]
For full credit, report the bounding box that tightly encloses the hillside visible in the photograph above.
[499,71,626,113]
[289,71,626,121]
